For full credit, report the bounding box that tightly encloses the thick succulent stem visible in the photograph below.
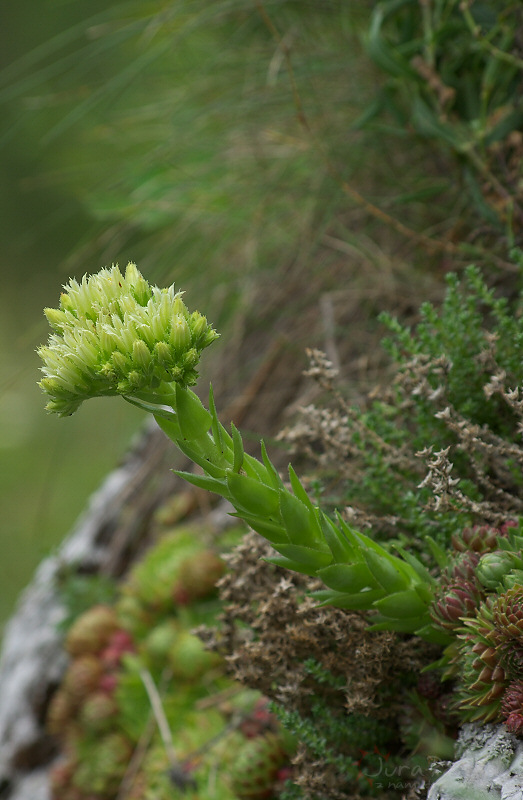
[128,383,448,645]
[38,264,449,643]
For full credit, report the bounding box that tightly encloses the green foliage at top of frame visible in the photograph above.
[362,0,522,145]
[359,0,523,231]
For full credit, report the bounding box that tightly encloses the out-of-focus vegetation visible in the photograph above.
[1,0,520,634]
[362,0,523,240]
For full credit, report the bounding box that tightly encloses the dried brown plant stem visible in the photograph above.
[138,667,178,766]
[116,668,173,800]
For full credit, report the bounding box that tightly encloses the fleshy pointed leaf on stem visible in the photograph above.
[208,384,232,454]
[425,536,449,569]
[413,581,435,606]
[279,490,322,548]
[276,543,332,570]
[260,440,285,491]
[336,513,393,559]
[363,549,411,594]
[394,545,436,586]
[172,434,226,479]
[367,617,425,634]
[124,394,177,421]
[288,465,315,512]
[226,471,280,518]
[345,522,403,563]
[175,384,212,441]
[152,411,183,442]
[231,422,244,473]
[242,451,273,483]
[374,588,429,619]
[312,587,384,610]
[230,513,288,546]
[172,469,228,497]
[317,562,376,594]
[264,555,319,576]
[415,624,453,647]
[322,512,358,562]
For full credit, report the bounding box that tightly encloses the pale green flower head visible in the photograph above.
[38,262,219,415]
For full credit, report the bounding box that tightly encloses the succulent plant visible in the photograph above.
[143,620,180,663]
[490,585,523,678]
[452,602,509,723]
[79,691,119,733]
[72,732,133,795]
[441,551,481,586]
[230,733,287,800]
[430,581,484,632]
[491,585,523,641]
[100,628,135,670]
[46,690,76,737]
[48,758,77,799]
[39,265,450,643]
[239,699,278,739]
[475,551,523,592]
[171,550,225,605]
[123,528,209,613]
[63,654,104,705]
[501,680,523,735]
[65,604,119,657]
[168,629,222,681]
[416,672,444,701]
[451,524,502,554]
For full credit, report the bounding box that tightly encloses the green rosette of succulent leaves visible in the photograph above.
[38,263,447,645]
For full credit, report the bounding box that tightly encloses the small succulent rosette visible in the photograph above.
[38,263,218,415]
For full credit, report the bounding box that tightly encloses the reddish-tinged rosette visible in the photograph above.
[451,524,502,554]
[430,581,484,632]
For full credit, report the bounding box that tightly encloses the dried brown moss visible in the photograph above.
[199,532,436,799]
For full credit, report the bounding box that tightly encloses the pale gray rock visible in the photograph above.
[0,422,176,800]
[428,723,523,800]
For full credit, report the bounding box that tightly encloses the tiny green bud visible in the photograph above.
[154,340,174,368]
[125,262,151,305]
[132,339,152,371]
[127,370,146,389]
[169,365,185,383]
[151,310,167,341]
[182,348,199,368]
[157,291,177,331]
[189,311,209,344]
[201,327,220,347]
[172,296,188,316]
[169,314,191,350]
[111,351,129,375]
[111,315,136,353]
[181,368,198,385]
[44,307,70,332]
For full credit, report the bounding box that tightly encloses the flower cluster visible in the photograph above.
[38,263,218,415]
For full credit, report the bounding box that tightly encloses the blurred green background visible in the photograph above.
[2,0,519,634]
[2,0,378,632]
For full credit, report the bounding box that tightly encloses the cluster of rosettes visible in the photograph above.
[47,605,136,799]
[430,522,518,633]
[430,522,523,733]
[451,587,523,730]
[38,262,218,415]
